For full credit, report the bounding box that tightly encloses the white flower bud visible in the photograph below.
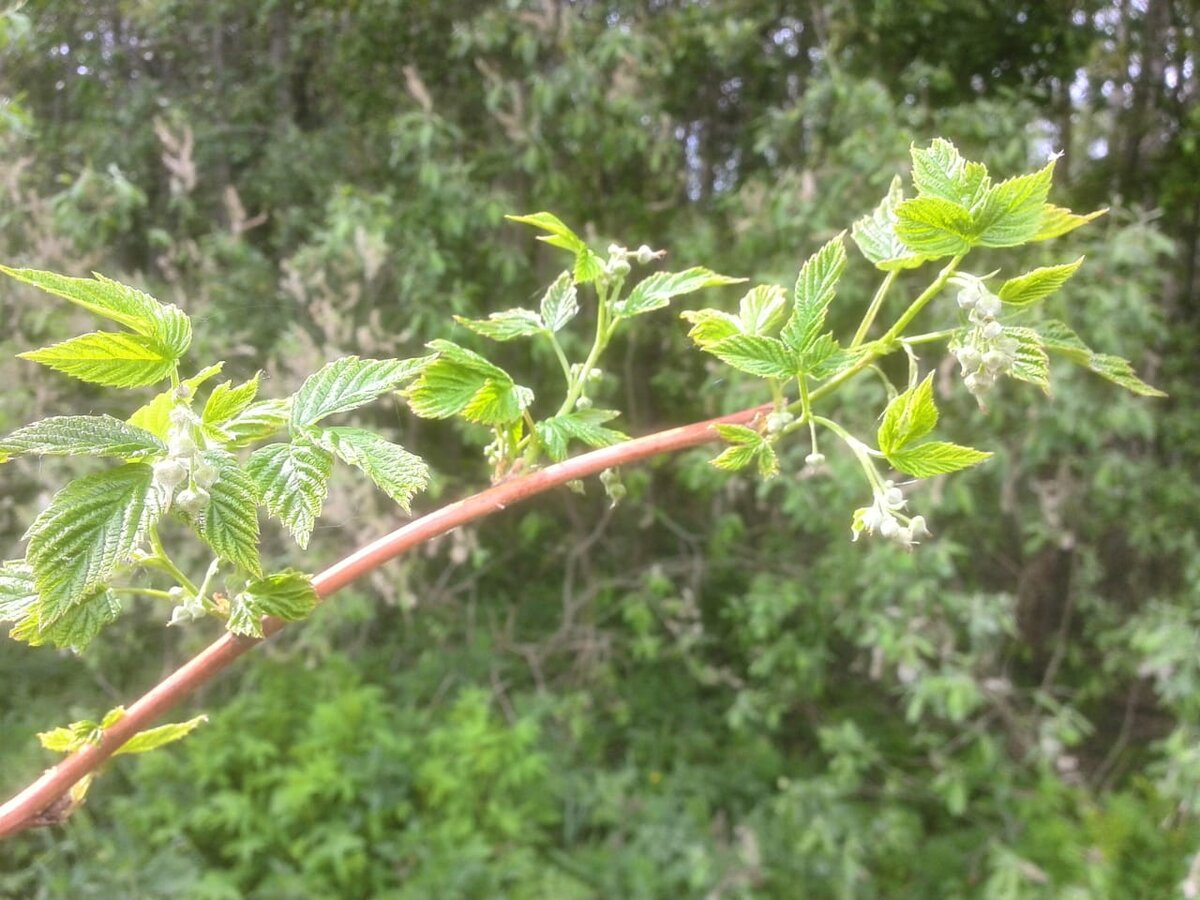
[168,586,188,602]
[964,372,986,395]
[884,486,905,509]
[908,515,930,540]
[894,526,914,546]
[955,346,982,372]
[982,320,1004,340]
[192,461,220,489]
[956,286,979,310]
[635,244,656,265]
[982,349,1011,373]
[607,243,626,257]
[862,505,884,532]
[575,396,593,410]
[804,451,826,467]
[169,405,194,427]
[587,367,604,382]
[608,258,631,278]
[879,515,900,538]
[168,431,197,456]
[175,383,194,402]
[176,486,210,517]
[152,458,188,489]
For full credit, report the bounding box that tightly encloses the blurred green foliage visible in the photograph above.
[1,0,1198,896]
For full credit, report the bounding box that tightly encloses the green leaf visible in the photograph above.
[851,176,927,271]
[25,464,165,625]
[246,442,333,549]
[681,308,742,346]
[11,586,122,652]
[706,334,797,378]
[998,258,1084,308]
[309,426,429,512]
[895,196,975,258]
[0,416,165,463]
[1032,205,1106,242]
[0,560,37,625]
[1038,320,1167,397]
[0,267,192,357]
[222,399,291,448]
[129,363,225,440]
[972,160,1055,248]
[20,331,177,388]
[909,139,990,206]
[290,356,428,429]
[113,715,209,756]
[189,450,262,576]
[202,373,261,428]
[616,267,745,320]
[406,340,531,425]
[227,569,319,638]
[505,212,604,285]
[710,423,778,478]
[781,235,847,353]
[539,271,579,332]
[736,284,788,335]
[535,409,628,462]
[1003,327,1051,394]
[878,373,939,455]
[454,308,545,341]
[887,441,992,478]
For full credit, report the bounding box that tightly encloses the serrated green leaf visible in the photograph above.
[909,139,991,206]
[710,444,759,472]
[998,258,1084,308]
[710,423,778,477]
[539,271,579,332]
[887,441,992,478]
[454,308,544,341]
[11,586,122,652]
[535,409,627,462]
[505,212,604,285]
[188,450,262,576]
[736,284,788,335]
[309,426,429,512]
[972,160,1055,248]
[129,363,225,440]
[246,442,333,549]
[1032,205,1106,242]
[1003,326,1051,394]
[681,308,742,346]
[20,331,177,388]
[852,176,927,271]
[406,341,530,425]
[0,267,191,357]
[0,560,37,624]
[222,398,291,448]
[617,267,745,320]
[113,715,208,756]
[780,235,847,355]
[0,416,165,463]
[1038,320,1166,397]
[895,196,975,258]
[290,356,428,429]
[202,373,261,428]
[878,373,939,455]
[707,334,797,378]
[24,465,165,625]
[227,569,319,638]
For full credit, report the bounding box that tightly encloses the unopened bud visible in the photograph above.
[168,431,197,456]
[976,294,1002,320]
[608,243,626,257]
[982,350,1011,373]
[879,515,900,538]
[608,258,631,278]
[153,458,188,489]
[956,287,979,310]
[884,486,905,509]
[192,462,220,489]
[635,244,656,265]
[909,515,930,540]
[587,368,604,383]
[982,320,1004,340]
[575,396,593,410]
[804,451,826,467]
[955,346,982,371]
[176,486,210,517]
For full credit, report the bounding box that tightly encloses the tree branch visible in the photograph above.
[0,402,769,840]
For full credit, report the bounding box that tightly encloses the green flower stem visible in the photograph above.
[557,279,612,416]
[850,269,899,349]
[813,414,885,491]
[768,377,785,411]
[112,588,176,601]
[546,331,574,386]
[902,328,957,346]
[797,374,813,424]
[146,529,199,596]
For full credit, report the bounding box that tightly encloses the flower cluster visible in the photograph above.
[151,386,218,517]
[951,275,1020,400]
[850,481,930,548]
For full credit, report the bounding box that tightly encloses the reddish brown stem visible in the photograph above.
[0,403,768,839]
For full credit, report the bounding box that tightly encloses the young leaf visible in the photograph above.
[851,176,926,271]
[290,356,429,429]
[710,423,778,478]
[25,464,166,625]
[0,267,192,357]
[10,586,122,652]
[705,334,797,378]
[189,450,262,576]
[1038,320,1167,397]
[406,340,531,425]
[972,161,1055,248]
[129,363,225,440]
[681,308,742,346]
[1003,327,1051,394]
[908,139,989,207]
[0,416,165,463]
[895,197,975,258]
[998,258,1084,308]
[887,441,993,478]
[454,308,545,341]
[222,399,291,448]
[535,409,628,462]
[202,373,261,428]
[505,212,604,284]
[309,426,429,512]
[1032,205,1106,242]
[227,570,319,638]
[246,442,333,549]
[781,234,847,354]
[539,271,579,332]
[113,715,208,756]
[616,268,745,320]
[737,284,789,335]
[20,332,177,388]
[877,373,939,455]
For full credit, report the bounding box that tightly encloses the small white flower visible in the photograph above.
[879,515,900,538]
[982,320,1004,340]
[152,459,188,489]
[975,294,1002,320]
[908,515,931,540]
[168,431,197,457]
[982,349,1011,373]
[176,486,210,517]
[192,462,220,489]
[804,451,825,467]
